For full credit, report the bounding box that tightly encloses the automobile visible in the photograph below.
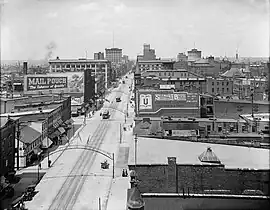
[102,110,110,119]
[125,76,128,78]
[116,97,121,102]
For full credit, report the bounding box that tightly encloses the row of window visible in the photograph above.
[211,87,230,93]
[212,81,230,86]
[51,64,107,69]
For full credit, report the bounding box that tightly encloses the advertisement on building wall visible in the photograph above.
[138,90,199,115]
[24,72,86,93]
[25,76,68,91]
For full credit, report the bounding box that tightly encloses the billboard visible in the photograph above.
[137,90,200,117]
[26,76,68,91]
[24,72,85,93]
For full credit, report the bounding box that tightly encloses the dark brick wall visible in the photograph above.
[129,164,270,195]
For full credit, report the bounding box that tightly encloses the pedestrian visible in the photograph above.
[39,163,42,170]
[125,169,128,177]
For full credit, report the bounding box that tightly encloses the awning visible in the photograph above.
[42,137,53,148]
[58,127,65,134]
[48,130,61,139]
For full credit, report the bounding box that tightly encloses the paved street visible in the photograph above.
[25,75,134,210]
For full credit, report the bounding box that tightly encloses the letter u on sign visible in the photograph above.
[139,94,152,110]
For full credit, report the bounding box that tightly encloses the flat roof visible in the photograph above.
[135,117,246,123]
[0,109,55,117]
[128,137,270,169]
[49,59,110,63]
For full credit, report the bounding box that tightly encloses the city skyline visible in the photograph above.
[1,0,269,60]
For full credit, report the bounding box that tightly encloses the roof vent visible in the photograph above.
[198,147,221,164]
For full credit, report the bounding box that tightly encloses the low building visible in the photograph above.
[206,77,234,96]
[140,69,206,93]
[240,113,269,134]
[138,60,175,72]
[214,99,269,119]
[128,137,270,196]
[233,77,268,100]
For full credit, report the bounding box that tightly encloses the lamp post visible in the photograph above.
[112,153,115,179]
[134,134,138,171]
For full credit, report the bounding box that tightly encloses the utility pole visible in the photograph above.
[112,153,115,179]
[134,134,138,171]
[16,122,20,170]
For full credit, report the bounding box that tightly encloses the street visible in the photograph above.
[25,75,133,210]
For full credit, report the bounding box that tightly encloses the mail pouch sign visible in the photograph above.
[26,76,68,91]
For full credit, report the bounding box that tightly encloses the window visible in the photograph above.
[76,65,80,68]
[217,82,219,85]
[227,88,229,92]
[227,82,229,86]
[56,65,60,68]
[159,73,161,76]
[212,82,214,86]
[212,88,214,93]
[171,72,174,76]
[6,160,8,167]
[66,64,70,68]
[168,72,170,76]
[222,82,224,86]
[86,65,90,68]
[222,88,224,93]
[217,88,219,92]
[164,72,166,76]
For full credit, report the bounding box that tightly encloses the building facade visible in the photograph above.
[140,69,206,93]
[138,60,175,72]
[187,48,202,62]
[143,44,156,60]
[94,52,105,60]
[48,58,112,89]
[0,117,17,177]
[206,77,234,96]
[105,48,122,64]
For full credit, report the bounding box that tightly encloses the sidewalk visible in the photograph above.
[106,108,134,210]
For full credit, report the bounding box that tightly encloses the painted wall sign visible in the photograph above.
[139,94,152,110]
[155,93,186,101]
[26,76,68,91]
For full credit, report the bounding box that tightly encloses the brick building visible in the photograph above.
[140,69,206,93]
[0,117,18,177]
[128,137,270,195]
[206,77,234,96]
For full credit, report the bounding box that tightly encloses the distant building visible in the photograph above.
[206,77,234,96]
[105,48,122,64]
[143,44,156,60]
[48,58,112,89]
[94,52,104,60]
[140,69,206,94]
[138,60,175,72]
[122,55,129,64]
[177,53,187,62]
[187,48,202,62]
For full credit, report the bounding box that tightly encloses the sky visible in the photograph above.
[0,0,269,60]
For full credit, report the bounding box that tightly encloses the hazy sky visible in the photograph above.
[1,0,269,60]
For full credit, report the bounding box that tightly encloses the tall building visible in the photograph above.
[187,48,202,62]
[143,44,156,60]
[105,48,122,64]
[94,52,104,60]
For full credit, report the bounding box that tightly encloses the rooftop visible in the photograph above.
[0,109,55,117]
[0,117,20,129]
[128,137,270,169]
[20,125,41,144]
[49,59,110,63]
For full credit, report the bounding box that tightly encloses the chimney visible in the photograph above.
[167,157,177,193]
[23,62,28,75]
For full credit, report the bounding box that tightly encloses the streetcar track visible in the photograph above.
[48,89,124,210]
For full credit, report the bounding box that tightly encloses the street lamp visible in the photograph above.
[134,134,138,171]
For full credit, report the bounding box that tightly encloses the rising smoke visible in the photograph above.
[45,41,57,61]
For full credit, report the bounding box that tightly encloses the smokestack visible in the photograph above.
[23,62,28,75]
